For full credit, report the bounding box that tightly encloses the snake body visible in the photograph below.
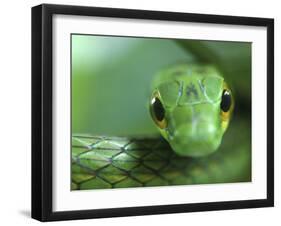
[72,118,250,189]
[72,63,250,190]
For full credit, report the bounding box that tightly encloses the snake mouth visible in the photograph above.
[167,123,222,157]
[169,137,221,157]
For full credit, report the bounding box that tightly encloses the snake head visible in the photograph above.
[150,64,234,157]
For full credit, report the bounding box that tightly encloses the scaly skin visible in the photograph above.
[71,117,250,190]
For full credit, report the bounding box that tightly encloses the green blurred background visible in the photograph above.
[71,35,251,138]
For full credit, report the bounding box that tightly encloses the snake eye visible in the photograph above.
[150,93,167,129]
[220,84,234,130]
[220,89,232,112]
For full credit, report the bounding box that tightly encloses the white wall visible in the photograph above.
[0,0,279,225]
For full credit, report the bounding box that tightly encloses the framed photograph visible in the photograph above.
[32,4,274,221]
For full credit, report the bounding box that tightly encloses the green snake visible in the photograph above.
[71,41,251,190]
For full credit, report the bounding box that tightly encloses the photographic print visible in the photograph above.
[32,4,273,221]
[71,35,252,190]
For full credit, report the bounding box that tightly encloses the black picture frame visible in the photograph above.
[32,3,274,222]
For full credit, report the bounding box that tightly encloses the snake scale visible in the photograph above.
[72,119,250,190]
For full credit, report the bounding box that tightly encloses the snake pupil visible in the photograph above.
[152,97,165,121]
[220,89,231,112]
